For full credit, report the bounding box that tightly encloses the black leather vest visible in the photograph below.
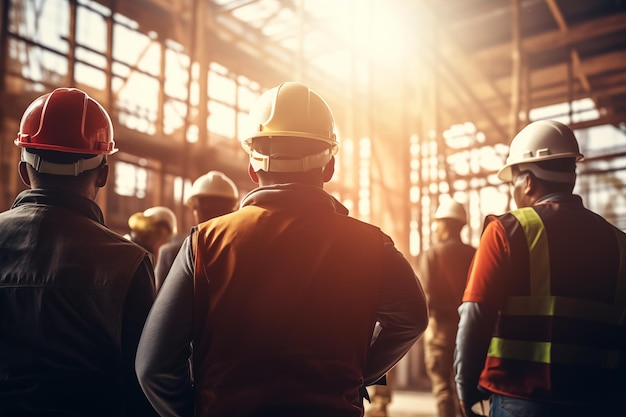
[0,189,153,416]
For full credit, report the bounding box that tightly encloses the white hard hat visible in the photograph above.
[185,171,239,208]
[240,82,338,173]
[498,120,584,183]
[434,198,467,225]
[129,206,177,235]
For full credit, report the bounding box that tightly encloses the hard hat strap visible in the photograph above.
[517,162,576,183]
[249,148,332,173]
[21,149,105,176]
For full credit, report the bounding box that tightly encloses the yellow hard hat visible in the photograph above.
[128,206,177,235]
[240,82,338,172]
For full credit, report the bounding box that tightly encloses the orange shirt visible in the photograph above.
[462,218,509,305]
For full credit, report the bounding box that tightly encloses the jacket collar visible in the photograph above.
[240,183,349,215]
[535,192,583,205]
[12,188,106,224]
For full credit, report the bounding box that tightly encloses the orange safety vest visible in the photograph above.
[480,205,626,404]
[191,203,387,416]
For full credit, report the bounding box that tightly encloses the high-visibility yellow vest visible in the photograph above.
[481,205,626,404]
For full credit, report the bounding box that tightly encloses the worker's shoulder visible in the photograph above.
[89,222,151,258]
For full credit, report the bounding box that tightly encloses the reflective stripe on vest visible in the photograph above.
[487,207,626,369]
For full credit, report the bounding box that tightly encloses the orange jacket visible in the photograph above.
[190,185,426,416]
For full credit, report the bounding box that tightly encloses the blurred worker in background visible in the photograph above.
[0,88,157,416]
[455,120,625,417]
[155,170,239,290]
[417,197,475,417]
[136,81,429,417]
[127,205,177,264]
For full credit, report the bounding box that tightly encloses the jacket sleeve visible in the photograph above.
[363,242,429,384]
[121,255,159,416]
[136,238,195,417]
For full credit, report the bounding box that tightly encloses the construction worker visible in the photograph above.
[154,170,239,290]
[136,81,429,417]
[454,120,625,417]
[127,205,178,264]
[417,198,475,417]
[0,88,157,416]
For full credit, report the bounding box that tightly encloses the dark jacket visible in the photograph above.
[0,189,157,416]
[155,234,185,290]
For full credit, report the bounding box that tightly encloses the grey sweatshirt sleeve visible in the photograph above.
[136,237,195,417]
[454,301,498,405]
[363,242,429,384]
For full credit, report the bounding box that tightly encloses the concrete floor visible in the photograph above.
[363,389,438,417]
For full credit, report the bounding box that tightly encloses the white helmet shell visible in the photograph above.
[498,120,583,183]
[240,82,338,172]
[434,198,467,225]
[185,171,239,208]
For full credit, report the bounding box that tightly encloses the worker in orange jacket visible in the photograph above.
[136,82,429,417]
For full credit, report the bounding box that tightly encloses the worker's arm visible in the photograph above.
[363,242,429,384]
[136,237,195,417]
[454,301,496,416]
[454,218,509,416]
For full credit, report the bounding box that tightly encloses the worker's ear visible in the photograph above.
[18,161,31,187]
[248,163,259,184]
[322,156,335,183]
[95,164,109,188]
[523,172,536,196]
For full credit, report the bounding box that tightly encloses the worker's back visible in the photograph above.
[474,197,625,404]
[192,190,388,416]
[0,189,155,416]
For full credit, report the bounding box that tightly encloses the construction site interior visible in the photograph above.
[1,0,625,389]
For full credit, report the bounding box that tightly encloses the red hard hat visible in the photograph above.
[15,88,117,155]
